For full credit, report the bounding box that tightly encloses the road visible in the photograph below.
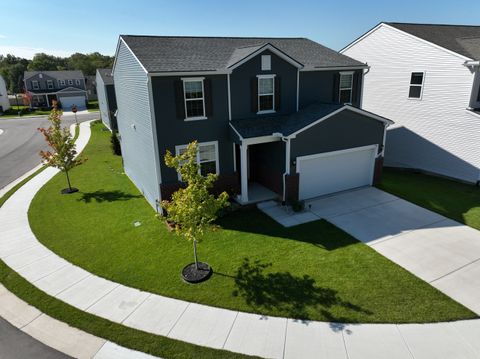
[0,112,99,190]
[0,112,97,358]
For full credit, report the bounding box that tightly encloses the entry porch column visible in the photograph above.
[239,143,248,203]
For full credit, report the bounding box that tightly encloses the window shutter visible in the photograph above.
[204,79,213,116]
[352,71,361,105]
[332,73,340,103]
[174,80,185,119]
[274,76,281,111]
[251,77,258,113]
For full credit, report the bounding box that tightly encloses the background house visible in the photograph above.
[23,70,88,110]
[96,68,117,131]
[342,22,480,184]
[0,75,11,112]
[113,35,392,211]
[85,75,98,101]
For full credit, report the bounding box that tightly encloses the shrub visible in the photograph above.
[110,132,122,156]
[291,199,305,212]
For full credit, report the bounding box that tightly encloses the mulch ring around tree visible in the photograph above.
[181,262,213,284]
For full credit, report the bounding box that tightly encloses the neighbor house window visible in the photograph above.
[32,80,39,90]
[46,80,54,89]
[261,55,271,71]
[339,72,353,104]
[257,74,275,113]
[176,141,219,180]
[75,79,81,85]
[408,72,424,99]
[68,80,73,85]
[58,79,65,86]
[183,78,205,119]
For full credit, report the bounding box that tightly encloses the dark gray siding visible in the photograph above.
[230,50,297,120]
[106,85,117,130]
[290,109,385,172]
[151,75,234,183]
[299,69,362,108]
[25,74,86,92]
[114,41,160,209]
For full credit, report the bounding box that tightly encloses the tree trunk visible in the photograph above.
[193,239,199,270]
[65,169,72,191]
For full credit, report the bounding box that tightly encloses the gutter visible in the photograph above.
[276,133,290,204]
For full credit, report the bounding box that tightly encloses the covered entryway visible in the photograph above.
[297,145,377,200]
[58,96,86,111]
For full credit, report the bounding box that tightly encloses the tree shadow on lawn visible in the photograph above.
[78,190,142,203]
[229,258,372,322]
[217,208,357,251]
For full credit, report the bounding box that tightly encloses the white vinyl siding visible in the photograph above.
[342,24,480,182]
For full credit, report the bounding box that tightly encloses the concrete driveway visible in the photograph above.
[307,187,480,315]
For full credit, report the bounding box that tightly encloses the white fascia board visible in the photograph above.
[150,70,231,77]
[300,65,368,72]
[228,43,304,70]
[229,122,244,141]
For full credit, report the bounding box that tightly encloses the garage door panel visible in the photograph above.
[59,96,86,111]
[298,146,376,200]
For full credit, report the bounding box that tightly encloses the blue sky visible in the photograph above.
[0,0,479,58]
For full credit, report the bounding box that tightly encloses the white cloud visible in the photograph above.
[0,35,7,39]
[0,45,73,59]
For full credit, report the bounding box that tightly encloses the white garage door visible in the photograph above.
[59,96,86,111]
[297,145,377,200]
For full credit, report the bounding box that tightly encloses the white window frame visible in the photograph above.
[257,74,276,114]
[46,80,54,89]
[339,71,354,104]
[32,80,39,90]
[68,79,73,85]
[182,77,206,121]
[175,141,219,181]
[58,79,65,86]
[408,71,425,100]
[75,79,81,86]
[261,55,271,71]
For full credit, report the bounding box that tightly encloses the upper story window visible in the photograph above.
[75,79,81,86]
[68,79,73,85]
[183,78,205,120]
[339,72,353,104]
[32,80,39,90]
[46,80,54,89]
[261,55,271,71]
[408,72,424,99]
[176,141,219,179]
[58,79,65,86]
[257,74,275,113]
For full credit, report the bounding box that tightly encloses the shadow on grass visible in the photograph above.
[230,258,372,321]
[78,190,142,203]
[218,208,357,251]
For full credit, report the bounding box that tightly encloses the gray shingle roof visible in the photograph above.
[120,35,365,73]
[387,23,480,60]
[230,103,344,138]
[97,68,114,85]
[24,70,85,80]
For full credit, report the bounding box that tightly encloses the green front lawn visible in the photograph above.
[378,169,480,230]
[87,100,99,112]
[1,105,51,119]
[28,122,476,323]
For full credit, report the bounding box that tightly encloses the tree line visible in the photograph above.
[0,52,114,93]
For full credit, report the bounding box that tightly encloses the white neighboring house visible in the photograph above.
[0,75,11,112]
[342,22,480,184]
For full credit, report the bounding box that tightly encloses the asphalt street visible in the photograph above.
[0,112,99,190]
[0,112,98,358]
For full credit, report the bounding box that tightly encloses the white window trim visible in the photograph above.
[257,74,276,114]
[408,71,425,100]
[58,79,65,86]
[182,77,207,121]
[339,71,354,104]
[32,80,39,90]
[46,80,54,89]
[175,141,219,181]
[68,80,73,85]
[75,79,81,85]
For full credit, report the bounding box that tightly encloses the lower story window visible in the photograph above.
[176,141,219,180]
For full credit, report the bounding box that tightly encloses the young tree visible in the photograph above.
[162,141,229,282]
[38,107,85,194]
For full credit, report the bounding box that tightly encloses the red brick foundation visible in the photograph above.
[373,156,384,185]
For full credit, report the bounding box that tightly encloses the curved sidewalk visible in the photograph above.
[1,121,480,359]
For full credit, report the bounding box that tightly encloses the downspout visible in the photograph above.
[281,136,291,204]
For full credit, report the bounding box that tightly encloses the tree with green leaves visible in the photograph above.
[162,141,229,282]
[38,107,85,194]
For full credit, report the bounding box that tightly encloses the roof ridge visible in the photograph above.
[120,34,308,40]
[386,22,480,28]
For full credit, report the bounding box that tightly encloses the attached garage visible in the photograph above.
[59,96,86,111]
[297,145,377,200]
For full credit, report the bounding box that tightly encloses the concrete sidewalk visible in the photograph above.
[1,122,480,358]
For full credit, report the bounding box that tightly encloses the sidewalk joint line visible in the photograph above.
[281,318,288,359]
[84,282,121,312]
[429,257,480,284]
[53,272,93,297]
[166,302,190,337]
[221,310,239,349]
[121,293,152,324]
[396,324,416,359]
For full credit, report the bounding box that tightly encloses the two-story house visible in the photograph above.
[0,75,10,113]
[113,35,392,212]
[23,70,88,110]
[342,23,480,184]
